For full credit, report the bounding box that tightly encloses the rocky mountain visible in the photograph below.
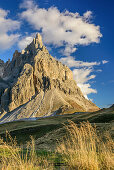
[0,33,99,122]
[110,104,114,108]
[0,59,4,78]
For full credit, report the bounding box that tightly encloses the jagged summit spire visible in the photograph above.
[33,33,43,49]
[22,33,44,55]
[36,33,42,40]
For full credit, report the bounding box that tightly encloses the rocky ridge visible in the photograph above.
[0,59,4,78]
[0,33,99,122]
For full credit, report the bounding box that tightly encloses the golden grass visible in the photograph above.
[57,121,114,170]
[0,132,53,170]
[0,121,113,169]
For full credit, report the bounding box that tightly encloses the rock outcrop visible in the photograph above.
[0,33,99,122]
[0,59,4,78]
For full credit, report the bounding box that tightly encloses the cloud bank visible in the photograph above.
[73,68,97,99]
[60,56,100,68]
[60,56,99,99]
[0,8,20,50]
[20,0,102,56]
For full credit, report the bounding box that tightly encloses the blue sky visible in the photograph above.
[0,0,114,108]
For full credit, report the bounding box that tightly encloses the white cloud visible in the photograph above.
[96,69,102,72]
[83,11,92,21]
[102,60,109,64]
[0,8,20,50]
[19,0,37,9]
[73,68,97,99]
[77,83,97,99]
[73,68,96,84]
[61,45,77,56]
[20,0,102,56]
[18,33,36,50]
[60,56,100,68]
[60,56,99,99]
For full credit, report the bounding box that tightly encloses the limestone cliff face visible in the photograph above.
[0,59,4,78]
[8,64,35,111]
[0,33,99,121]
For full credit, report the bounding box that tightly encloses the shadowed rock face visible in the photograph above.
[0,59,4,78]
[0,33,99,121]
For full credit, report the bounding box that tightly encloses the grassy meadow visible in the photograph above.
[0,107,113,169]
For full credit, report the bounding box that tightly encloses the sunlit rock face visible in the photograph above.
[0,33,99,122]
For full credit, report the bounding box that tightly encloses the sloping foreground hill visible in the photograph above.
[0,105,113,150]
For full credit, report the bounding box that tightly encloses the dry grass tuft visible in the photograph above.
[57,120,114,170]
[0,132,53,170]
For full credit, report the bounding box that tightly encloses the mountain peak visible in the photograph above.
[0,32,99,122]
[36,33,42,42]
[33,33,43,49]
[0,59,4,78]
[22,33,43,55]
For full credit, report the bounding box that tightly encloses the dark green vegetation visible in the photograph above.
[0,105,113,151]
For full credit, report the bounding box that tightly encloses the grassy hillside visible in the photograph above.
[0,105,113,150]
[0,106,113,169]
[0,121,113,170]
